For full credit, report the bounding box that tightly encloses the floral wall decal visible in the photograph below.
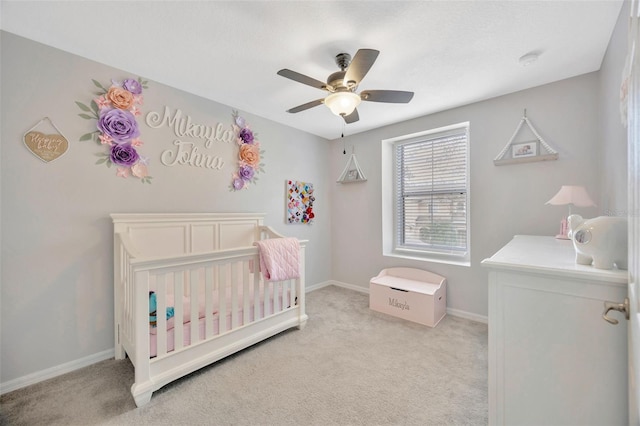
[76,77,152,183]
[230,110,264,190]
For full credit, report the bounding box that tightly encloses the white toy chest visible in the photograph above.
[369,267,446,327]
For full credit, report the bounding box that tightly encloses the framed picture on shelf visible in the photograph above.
[512,141,537,158]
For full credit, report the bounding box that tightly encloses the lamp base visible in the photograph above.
[554,217,570,240]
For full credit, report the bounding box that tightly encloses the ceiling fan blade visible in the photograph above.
[342,108,360,124]
[360,90,414,103]
[286,98,324,113]
[344,49,379,86]
[277,69,330,91]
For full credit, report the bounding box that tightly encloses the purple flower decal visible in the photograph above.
[122,78,143,95]
[238,165,255,181]
[78,76,152,183]
[97,108,140,143]
[230,110,263,191]
[232,178,245,190]
[239,128,254,144]
[110,143,140,167]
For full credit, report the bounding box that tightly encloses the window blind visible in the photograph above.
[394,128,468,254]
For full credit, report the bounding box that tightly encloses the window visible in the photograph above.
[382,123,470,265]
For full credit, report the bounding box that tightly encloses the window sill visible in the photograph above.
[383,250,471,268]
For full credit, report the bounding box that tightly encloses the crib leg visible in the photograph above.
[297,316,308,330]
[131,385,153,408]
[115,343,126,360]
[114,322,126,359]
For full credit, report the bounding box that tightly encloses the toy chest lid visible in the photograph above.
[370,274,444,296]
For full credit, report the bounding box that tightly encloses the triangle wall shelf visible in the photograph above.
[494,109,559,166]
[337,150,367,183]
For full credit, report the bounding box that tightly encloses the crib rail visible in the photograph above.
[114,232,306,368]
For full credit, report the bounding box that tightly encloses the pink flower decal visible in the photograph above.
[116,167,129,178]
[98,134,113,145]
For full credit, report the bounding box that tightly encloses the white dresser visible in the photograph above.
[482,235,628,425]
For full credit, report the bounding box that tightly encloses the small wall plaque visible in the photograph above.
[23,117,69,163]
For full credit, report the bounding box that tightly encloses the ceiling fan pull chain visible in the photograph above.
[342,123,346,154]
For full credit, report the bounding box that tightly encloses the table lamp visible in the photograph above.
[545,185,596,239]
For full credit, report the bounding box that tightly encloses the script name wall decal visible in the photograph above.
[146,106,234,170]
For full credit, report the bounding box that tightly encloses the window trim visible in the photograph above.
[382,122,470,266]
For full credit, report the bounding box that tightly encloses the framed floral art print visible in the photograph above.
[286,180,315,224]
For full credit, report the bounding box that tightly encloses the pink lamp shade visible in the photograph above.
[545,185,597,207]
[545,185,596,239]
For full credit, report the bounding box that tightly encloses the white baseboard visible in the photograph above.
[0,348,114,395]
[327,280,488,324]
[323,280,369,293]
[305,280,334,293]
[446,307,488,324]
[2,280,486,395]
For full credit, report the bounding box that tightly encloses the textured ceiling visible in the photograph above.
[0,0,624,140]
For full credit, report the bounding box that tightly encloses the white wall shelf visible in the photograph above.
[337,151,367,183]
[494,109,559,166]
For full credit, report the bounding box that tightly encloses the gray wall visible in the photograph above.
[0,32,331,384]
[330,72,607,317]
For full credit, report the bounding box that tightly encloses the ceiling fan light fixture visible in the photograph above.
[324,91,361,116]
[277,48,413,124]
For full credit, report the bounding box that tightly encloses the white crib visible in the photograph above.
[111,213,307,407]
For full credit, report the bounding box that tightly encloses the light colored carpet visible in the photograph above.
[0,285,488,425]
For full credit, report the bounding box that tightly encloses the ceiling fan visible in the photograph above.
[277,49,414,124]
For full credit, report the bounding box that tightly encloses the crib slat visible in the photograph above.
[218,264,227,334]
[190,269,199,345]
[290,277,297,310]
[274,281,280,313]
[282,280,289,310]
[205,266,214,339]
[253,259,260,321]
[174,272,184,351]
[263,281,270,317]
[243,260,250,325]
[231,262,239,329]
[282,279,288,309]
[156,275,167,358]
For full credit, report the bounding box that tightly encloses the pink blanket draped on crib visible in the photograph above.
[253,237,300,281]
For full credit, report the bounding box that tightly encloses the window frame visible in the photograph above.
[382,122,470,266]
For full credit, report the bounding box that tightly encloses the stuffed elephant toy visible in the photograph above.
[567,214,628,270]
